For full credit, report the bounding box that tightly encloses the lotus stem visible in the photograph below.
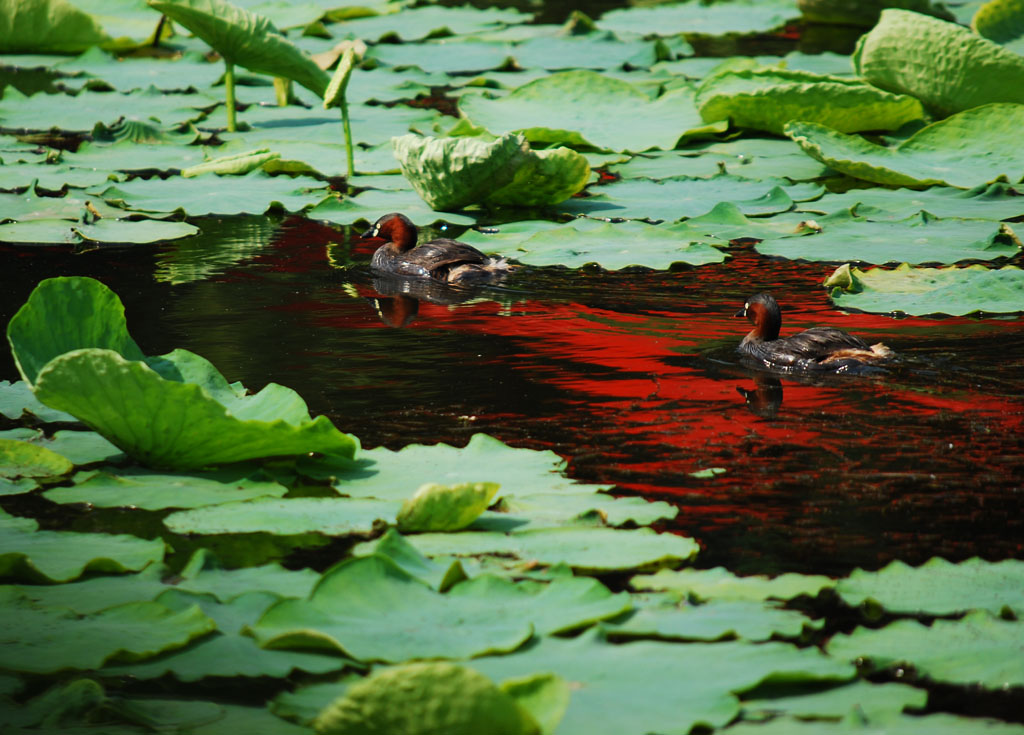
[341,100,354,181]
[273,77,290,107]
[224,62,237,133]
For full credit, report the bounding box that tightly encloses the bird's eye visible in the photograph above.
[744,302,749,310]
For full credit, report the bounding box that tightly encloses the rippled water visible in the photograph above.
[4,215,1022,576]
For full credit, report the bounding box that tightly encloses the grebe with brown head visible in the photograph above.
[362,213,511,284]
[735,293,893,372]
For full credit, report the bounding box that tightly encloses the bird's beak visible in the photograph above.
[361,226,375,238]
[734,307,746,318]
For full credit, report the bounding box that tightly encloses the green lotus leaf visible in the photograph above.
[458,71,724,152]
[397,481,500,533]
[248,555,535,661]
[756,211,1021,265]
[314,662,543,735]
[0,678,111,730]
[459,217,725,269]
[103,590,349,681]
[612,137,831,181]
[0,186,134,223]
[799,182,1024,221]
[973,0,1024,44]
[4,429,125,465]
[631,566,833,601]
[797,0,954,25]
[8,564,171,614]
[54,48,223,93]
[785,104,1024,188]
[824,262,1024,315]
[0,589,215,674]
[558,175,822,221]
[19,218,200,245]
[836,557,1024,617]
[512,32,663,71]
[147,0,330,96]
[0,477,37,496]
[478,492,679,531]
[309,189,478,227]
[0,437,72,482]
[331,433,610,500]
[163,496,401,534]
[360,526,699,573]
[606,594,820,642]
[485,145,592,208]
[696,67,924,135]
[0,380,76,423]
[0,162,118,192]
[598,0,799,36]
[175,547,320,601]
[95,170,330,215]
[727,712,1024,735]
[852,9,1024,117]
[59,139,209,175]
[367,528,468,591]
[827,611,1024,689]
[742,679,928,720]
[181,148,281,177]
[368,37,514,74]
[0,0,111,54]
[468,628,854,735]
[331,5,529,43]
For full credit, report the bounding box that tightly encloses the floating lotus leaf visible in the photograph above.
[827,611,1024,689]
[95,170,329,215]
[309,189,478,227]
[397,481,500,533]
[824,262,1024,315]
[785,104,1024,188]
[0,589,214,674]
[45,466,289,510]
[458,71,725,152]
[164,496,401,534]
[368,37,514,74]
[0,218,200,245]
[0,186,135,223]
[606,595,820,642]
[631,566,833,601]
[0,163,117,192]
[367,529,467,591]
[331,5,530,42]
[756,211,1021,264]
[181,148,281,177]
[612,137,831,181]
[0,477,36,496]
[314,663,544,735]
[9,564,171,614]
[147,0,329,96]
[852,9,1024,116]
[175,547,320,601]
[361,526,698,573]
[59,139,209,175]
[460,218,725,270]
[331,433,609,500]
[598,0,799,36]
[104,590,349,681]
[726,712,1024,735]
[800,182,1024,221]
[0,438,72,480]
[797,0,954,25]
[248,555,535,662]
[836,557,1024,616]
[469,628,854,735]
[10,429,125,465]
[476,492,679,531]
[53,48,223,93]
[973,0,1024,45]
[0,380,75,423]
[742,680,928,720]
[512,32,662,71]
[696,68,924,135]
[0,0,110,53]
[0,507,165,582]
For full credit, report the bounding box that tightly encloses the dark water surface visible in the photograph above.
[3,216,1022,577]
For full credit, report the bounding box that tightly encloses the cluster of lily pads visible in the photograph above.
[2,275,1024,733]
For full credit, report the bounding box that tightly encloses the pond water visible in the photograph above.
[4,213,1021,577]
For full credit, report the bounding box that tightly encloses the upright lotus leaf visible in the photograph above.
[973,0,1024,45]
[785,104,1024,188]
[469,629,855,735]
[247,555,534,661]
[631,566,833,601]
[313,663,542,735]
[0,507,165,583]
[0,590,215,674]
[484,145,591,208]
[827,611,1024,689]
[397,481,500,533]
[147,0,329,97]
[797,0,954,25]
[836,557,1024,617]
[824,262,1024,315]
[458,71,724,152]
[368,529,468,591]
[695,67,924,134]
[7,276,144,388]
[852,9,1024,116]
[0,0,111,53]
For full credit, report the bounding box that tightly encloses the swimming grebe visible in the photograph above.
[736,293,893,372]
[362,213,510,283]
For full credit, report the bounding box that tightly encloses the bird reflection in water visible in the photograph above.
[365,275,489,328]
[736,373,784,418]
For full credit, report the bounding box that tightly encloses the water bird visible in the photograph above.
[735,293,894,372]
[362,213,511,284]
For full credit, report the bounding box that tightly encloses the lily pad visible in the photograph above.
[0,507,164,583]
[53,48,224,93]
[785,104,1024,188]
[631,566,833,601]
[458,71,725,152]
[175,547,320,602]
[836,557,1024,617]
[0,163,117,192]
[824,262,1024,315]
[163,496,401,534]
[2,429,125,465]
[331,5,530,43]
[0,438,72,480]
[799,182,1024,221]
[742,680,928,720]
[0,380,76,423]
[0,589,215,674]
[853,8,1024,116]
[459,217,725,269]
[366,529,468,591]
[477,493,678,531]
[0,218,200,245]
[513,32,663,71]
[826,611,1024,689]
[367,37,514,74]
[696,67,924,135]
[726,712,1024,735]
[755,211,1021,265]
[309,188,478,227]
[360,526,699,573]
[598,0,799,37]
[0,185,133,223]
[248,555,535,662]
